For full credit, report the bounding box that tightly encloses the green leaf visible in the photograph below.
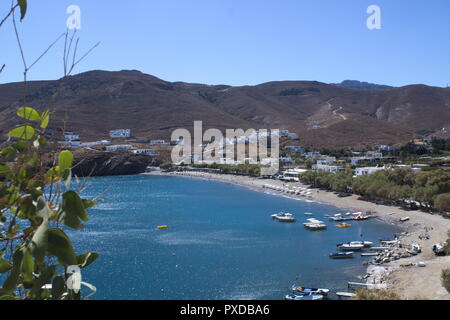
[40,110,50,129]
[30,199,49,264]
[7,125,35,140]
[82,199,96,209]
[35,196,51,220]
[61,191,89,230]
[0,259,12,274]
[58,150,73,172]
[1,147,17,160]
[76,252,99,269]
[17,107,40,122]
[30,266,55,298]
[17,0,27,21]
[51,276,65,300]
[0,165,11,178]
[2,249,23,291]
[46,229,77,266]
[21,247,35,288]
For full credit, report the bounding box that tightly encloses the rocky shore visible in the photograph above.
[72,149,161,177]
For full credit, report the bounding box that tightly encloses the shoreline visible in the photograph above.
[146,171,450,300]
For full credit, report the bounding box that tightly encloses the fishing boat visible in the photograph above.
[336,222,351,228]
[291,285,330,296]
[285,293,324,301]
[303,223,327,230]
[338,241,373,248]
[338,243,364,251]
[329,252,354,259]
[271,212,296,222]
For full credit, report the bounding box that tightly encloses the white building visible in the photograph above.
[282,168,308,182]
[280,130,290,137]
[285,146,304,153]
[312,164,344,173]
[351,152,384,165]
[317,157,337,165]
[64,132,80,142]
[355,167,386,177]
[305,152,323,159]
[279,157,294,164]
[133,149,158,156]
[109,129,131,139]
[106,145,133,152]
[150,140,169,146]
[287,133,300,140]
[378,145,395,152]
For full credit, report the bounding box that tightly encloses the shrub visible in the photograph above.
[352,289,401,300]
[442,269,450,293]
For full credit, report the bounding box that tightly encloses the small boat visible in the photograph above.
[303,223,327,231]
[304,212,313,216]
[336,223,352,228]
[337,241,373,248]
[291,285,330,296]
[329,252,354,259]
[156,225,168,230]
[271,213,296,222]
[353,215,369,221]
[285,293,324,301]
[338,243,364,251]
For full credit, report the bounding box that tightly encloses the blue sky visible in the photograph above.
[0,0,449,87]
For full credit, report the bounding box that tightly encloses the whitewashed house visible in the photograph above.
[109,129,131,139]
[354,167,386,176]
[150,140,169,146]
[285,146,304,153]
[305,152,323,159]
[280,130,290,137]
[64,132,80,142]
[279,157,294,164]
[312,163,344,173]
[133,149,158,156]
[105,145,133,152]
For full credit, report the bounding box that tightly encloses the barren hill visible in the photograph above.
[1,70,449,149]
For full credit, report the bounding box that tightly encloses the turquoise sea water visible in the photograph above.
[69,175,400,300]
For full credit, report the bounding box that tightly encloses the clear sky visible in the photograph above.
[0,0,449,87]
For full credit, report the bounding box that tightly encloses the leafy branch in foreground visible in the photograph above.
[0,107,98,300]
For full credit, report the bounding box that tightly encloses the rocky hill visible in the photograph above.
[1,70,449,149]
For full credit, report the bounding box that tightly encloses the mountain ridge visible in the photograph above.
[1,70,449,149]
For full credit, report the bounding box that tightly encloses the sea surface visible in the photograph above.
[68,174,400,300]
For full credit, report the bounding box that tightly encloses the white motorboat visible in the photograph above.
[285,293,324,301]
[349,241,373,248]
[338,243,364,251]
[291,285,330,296]
[272,212,296,222]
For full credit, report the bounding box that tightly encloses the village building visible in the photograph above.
[133,149,158,156]
[105,145,133,152]
[109,129,131,139]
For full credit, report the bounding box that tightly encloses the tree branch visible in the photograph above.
[0,3,18,28]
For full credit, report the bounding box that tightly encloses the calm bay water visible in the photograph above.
[71,175,400,300]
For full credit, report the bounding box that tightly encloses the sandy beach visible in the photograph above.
[147,171,450,300]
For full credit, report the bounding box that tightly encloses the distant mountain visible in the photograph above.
[333,80,394,90]
[1,70,449,150]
